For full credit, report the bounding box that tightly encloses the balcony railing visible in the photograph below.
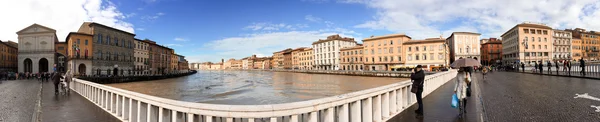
[70,70,457,122]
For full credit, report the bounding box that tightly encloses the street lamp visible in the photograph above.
[521,39,528,66]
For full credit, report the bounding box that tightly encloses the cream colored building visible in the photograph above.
[362,34,411,71]
[553,30,572,60]
[134,38,150,75]
[313,35,357,70]
[340,45,364,71]
[404,38,447,71]
[299,48,313,70]
[501,22,554,64]
[17,24,58,73]
[447,32,481,64]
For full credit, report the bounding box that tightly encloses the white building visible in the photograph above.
[553,30,572,60]
[312,35,357,70]
[17,24,57,73]
[446,32,481,64]
[242,58,249,69]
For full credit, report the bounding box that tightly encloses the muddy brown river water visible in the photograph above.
[108,70,408,105]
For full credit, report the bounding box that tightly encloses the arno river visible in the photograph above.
[108,70,407,105]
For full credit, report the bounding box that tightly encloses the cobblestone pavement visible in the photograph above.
[40,81,120,122]
[388,76,484,122]
[0,80,40,122]
[479,71,600,121]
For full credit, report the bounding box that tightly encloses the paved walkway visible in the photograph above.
[0,79,118,122]
[0,80,40,122]
[40,80,119,122]
[478,71,600,121]
[387,76,485,122]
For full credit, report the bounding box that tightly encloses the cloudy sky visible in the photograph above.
[1,0,600,62]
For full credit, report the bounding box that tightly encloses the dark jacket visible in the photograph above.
[51,73,63,84]
[580,60,585,67]
[411,70,425,92]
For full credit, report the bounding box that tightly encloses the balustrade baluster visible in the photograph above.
[390,90,397,114]
[362,97,372,122]
[382,92,389,119]
[187,113,194,122]
[374,95,382,122]
[325,107,334,122]
[351,101,361,122]
[308,111,317,122]
[291,115,299,122]
[340,104,349,122]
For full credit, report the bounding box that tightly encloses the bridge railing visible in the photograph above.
[70,69,457,122]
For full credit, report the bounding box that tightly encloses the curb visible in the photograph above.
[31,81,43,122]
[514,71,600,80]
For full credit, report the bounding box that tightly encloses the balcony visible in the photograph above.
[67,55,93,60]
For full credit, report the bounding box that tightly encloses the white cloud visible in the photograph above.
[174,37,188,41]
[347,0,600,39]
[0,0,135,41]
[186,30,360,62]
[244,22,307,31]
[141,12,166,22]
[165,44,183,47]
[305,15,323,22]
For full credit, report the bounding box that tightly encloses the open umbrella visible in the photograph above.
[451,58,481,68]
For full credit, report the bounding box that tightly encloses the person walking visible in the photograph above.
[51,72,64,95]
[411,65,425,118]
[580,58,586,76]
[455,67,470,117]
[568,60,572,76]
[547,61,552,74]
[539,61,544,74]
[521,62,525,72]
[554,60,560,75]
[534,62,538,73]
[563,60,568,72]
[65,70,73,93]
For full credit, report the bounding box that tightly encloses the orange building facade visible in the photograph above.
[65,32,94,75]
[0,41,18,72]
[480,38,502,65]
[340,45,364,71]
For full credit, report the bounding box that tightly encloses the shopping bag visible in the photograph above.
[451,94,459,108]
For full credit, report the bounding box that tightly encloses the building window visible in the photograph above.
[439,45,443,50]
[415,54,419,61]
[408,47,412,52]
[423,53,427,60]
[408,55,412,61]
[77,39,80,44]
[389,48,393,54]
[416,47,419,51]
[85,40,88,45]
[524,29,529,34]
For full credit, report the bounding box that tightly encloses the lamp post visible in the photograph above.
[522,39,528,66]
[72,42,79,75]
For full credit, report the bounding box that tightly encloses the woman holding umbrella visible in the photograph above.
[450,58,481,117]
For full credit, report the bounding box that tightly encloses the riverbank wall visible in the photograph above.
[201,69,438,78]
[78,70,197,84]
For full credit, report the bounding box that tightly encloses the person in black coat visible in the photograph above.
[580,58,586,76]
[521,62,525,72]
[411,65,426,118]
[51,72,64,94]
[539,61,543,74]
[547,61,552,74]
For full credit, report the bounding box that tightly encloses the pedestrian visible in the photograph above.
[580,58,586,76]
[411,65,425,118]
[554,60,559,75]
[521,62,525,72]
[547,61,552,74]
[65,70,73,93]
[51,72,64,95]
[568,60,572,76]
[455,67,470,117]
[539,61,543,74]
[563,60,568,72]
[534,62,538,73]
